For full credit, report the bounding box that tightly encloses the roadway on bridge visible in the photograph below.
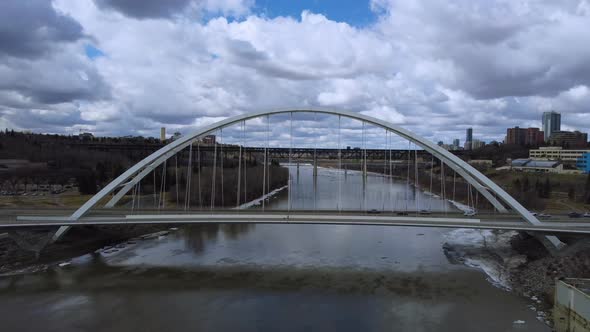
[3,210,590,235]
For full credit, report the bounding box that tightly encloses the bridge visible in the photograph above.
[3,108,589,251]
[69,143,451,160]
[7,211,590,235]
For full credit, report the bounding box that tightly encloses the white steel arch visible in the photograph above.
[52,109,563,248]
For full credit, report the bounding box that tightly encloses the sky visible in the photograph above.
[1,0,590,147]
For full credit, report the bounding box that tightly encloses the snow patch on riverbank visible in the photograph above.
[448,200,475,213]
[236,185,288,209]
[443,228,522,290]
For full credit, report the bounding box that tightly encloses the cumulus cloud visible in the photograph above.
[0,0,110,133]
[372,0,590,99]
[0,0,85,58]
[93,0,253,19]
[1,0,590,146]
[93,0,194,19]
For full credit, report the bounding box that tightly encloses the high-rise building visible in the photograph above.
[453,139,460,148]
[472,139,485,149]
[542,111,561,141]
[465,128,473,150]
[160,127,166,141]
[506,127,544,146]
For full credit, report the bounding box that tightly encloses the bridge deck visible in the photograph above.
[5,212,590,235]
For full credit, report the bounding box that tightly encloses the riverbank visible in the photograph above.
[443,227,590,328]
[0,224,174,274]
[0,165,290,274]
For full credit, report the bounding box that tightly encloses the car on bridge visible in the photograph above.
[569,212,583,218]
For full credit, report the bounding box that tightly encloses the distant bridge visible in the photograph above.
[69,143,459,160]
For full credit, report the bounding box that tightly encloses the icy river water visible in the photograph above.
[0,166,548,331]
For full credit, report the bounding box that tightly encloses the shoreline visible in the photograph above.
[0,179,290,274]
[2,165,586,329]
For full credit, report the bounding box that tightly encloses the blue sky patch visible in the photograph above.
[254,0,377,26]
[84,44,105,59]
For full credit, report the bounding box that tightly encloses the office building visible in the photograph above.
[453,139,460,148]
[530,147,590,162]
[548,131,588,149]
[576,153,590,173]
[506,127,544,146]
[542,111,561,141]
[465,128,473,150]
[471,139,485,149]
[160,127,166,141]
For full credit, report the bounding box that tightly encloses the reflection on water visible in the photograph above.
[184,224,255,254]
[0,167,549,332]
[264,165,454,212]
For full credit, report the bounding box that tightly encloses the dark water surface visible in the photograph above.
[0,167,548,331]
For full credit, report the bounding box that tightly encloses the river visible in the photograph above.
[0,166,548,331]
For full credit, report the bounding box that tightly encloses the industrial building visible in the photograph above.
[511,158,563,173]
[529,147,590,162]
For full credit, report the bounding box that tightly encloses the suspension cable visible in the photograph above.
[389,131,393,213]
[131,182,136,212]
[383,128,387,212]
[158,160,166,210]
[243,121,247,205]
[414,143,419,212]
[453,171,457,202]
[236,121,243,208]
[441,161,447,214]
[362,121,367,211]
[338,115,342,212]
[262,116,268,211]
[266,115,271,204]
[429,154,434,211]
[220,128,224,208]
[175,155,179,208]
[185,142,193,211]
[406,140,410,212]
[211,132,217,210]
[197,141,202,210]
[288,112,293,212]
[153,170,157,208]
[439,159,443,213]
[467,181,471,209]
[313,112,317,212]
